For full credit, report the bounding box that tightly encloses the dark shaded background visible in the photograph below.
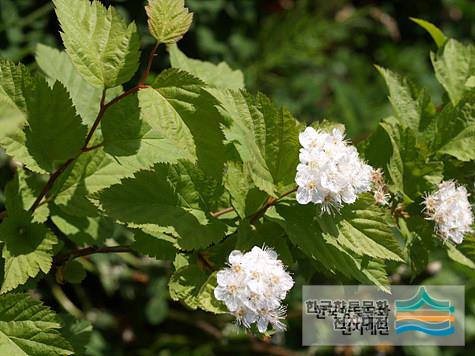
[1,0,475,355]
[2,0,475,139]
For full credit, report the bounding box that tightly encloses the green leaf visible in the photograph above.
[35,44,100,125]
[205,88,275,196]
[154,69,227,180]
[269,204,389,290]
[0,213,58,293]
[431,39,475,105]
[318,194,404,262]
[234,220,294,267]
[153,70,257,216]
[53,0,140,88]
[439,126,475,161]
[169,264,208,309]
[0,104,24,141]
[60,315,92,356]
[0,59,29,113]
[432,93,475,161]
[169,265,226,313]
[434,94,475,143]
[132,230,176,260]
[151,68,205,88]
[410,18,447,48]
[168,44,245,90]
[446,242,475,269]
[0,59,29,139]
[53,147,135,216]
[0,293,74,355]
[322,236,390,292]
[457,234,475,266]
[378,118,404,192]
[50,206,112,246]
[4,170,49,223]
[223,161,252,218]
[35,44,122,127]
[146,279,168,325]
[102,88,197,171]
[146,0,193,44]
[466,76,475,88]
[248,93,302,189]
[375,66,435,132]
[0,60,45,174]
[99,165,227,250]
[0,131,46,174]
[363,122,393,172]
[168,160,228,213]
[197,272,227,314]
[398,217,431,277]
[375,117,443,199]
[24,78,87,172]
[63,260,87,284]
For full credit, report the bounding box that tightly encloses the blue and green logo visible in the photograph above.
[395,287,455,336]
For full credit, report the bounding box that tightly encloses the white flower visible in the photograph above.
[295,127,373,212]
[214,246,294,333]
[423,181,474,244]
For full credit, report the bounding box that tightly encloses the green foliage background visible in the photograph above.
[1,0,475,355]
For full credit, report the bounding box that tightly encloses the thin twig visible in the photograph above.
[141,42,160,84]
[210,187,297,222]
[167,309,225,343]
[210,207,235,218]
[248,186,297,223]
[82,90,107,149]
[195,320,223,340]
[82,142,104,153]
[249,196,277,223]
[29,157,76,212]
[278,186,297,200]
[104,84,143,111]
[28,43,161,213]
[197,252,216,271]
[54,245,134,266]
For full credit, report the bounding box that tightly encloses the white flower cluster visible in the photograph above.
[424,181,474,244]
[295,127,373,212]
[214,246,294,333]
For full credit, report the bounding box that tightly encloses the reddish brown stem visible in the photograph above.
[0,211,6,220]
[210,187,297,221]
[28,44,160,213]
[104,84,144,111]
[82,142,104,153]
[82,90,107,149]
[141,42,160,84]
[197,252,216,271]
[210,207,235,218]
[249,196,277,223]
[29,157,76,213]
[279,186,297,199]
[248,186,297,223]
